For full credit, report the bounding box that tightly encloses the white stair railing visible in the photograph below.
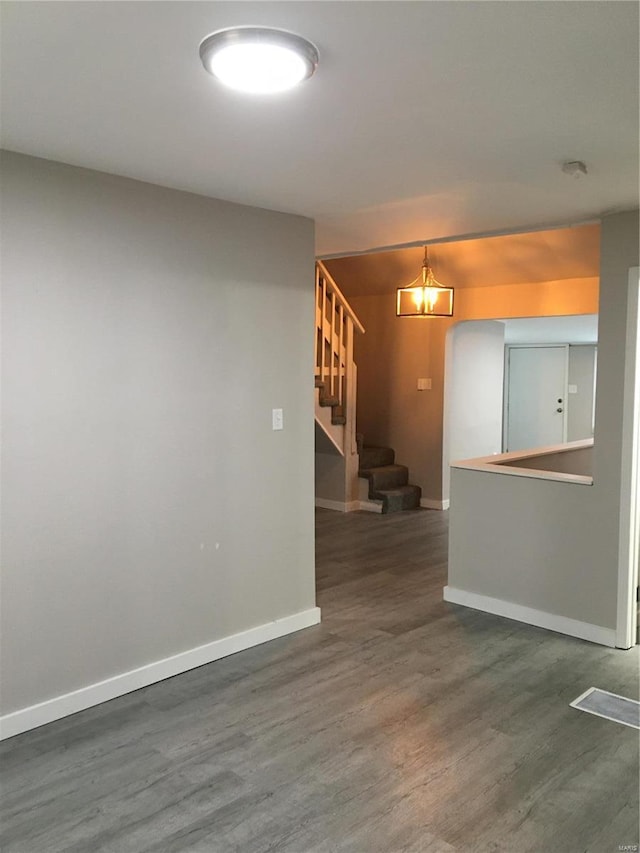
[315,261,365,455]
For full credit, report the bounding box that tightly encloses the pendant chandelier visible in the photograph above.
[396,247,454,317]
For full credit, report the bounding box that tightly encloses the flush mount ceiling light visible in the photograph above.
[396,247,454,318]
[199,27,319,94]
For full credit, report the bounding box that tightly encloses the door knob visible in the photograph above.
[557,407,563,413]
[557,398,563,403]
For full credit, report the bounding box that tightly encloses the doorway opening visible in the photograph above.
[442,314,598,504]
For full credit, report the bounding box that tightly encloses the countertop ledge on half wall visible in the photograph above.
[450,438,594,486]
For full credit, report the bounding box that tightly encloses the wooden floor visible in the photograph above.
[1,508,639,852]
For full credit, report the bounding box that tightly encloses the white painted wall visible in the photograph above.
[443,320,505,502]
[567,345,597,441]
[0,152,317,721]
[447,210,640,643]
[503,314,598,344]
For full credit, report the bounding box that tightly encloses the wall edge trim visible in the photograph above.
[0,607,322,741]
[442,586,615,647]
[315,498,359,512]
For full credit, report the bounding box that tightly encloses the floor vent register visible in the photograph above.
[570,687,640,729]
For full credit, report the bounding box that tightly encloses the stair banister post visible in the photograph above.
[345,317,357,456]
[337,303,345,412]
[329,288,336,399]
[316,267,326,386]
[314,265,320,380]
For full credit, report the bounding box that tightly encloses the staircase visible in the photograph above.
[314,263,421,514]
[314,261,364,458]
[358,445,422,513]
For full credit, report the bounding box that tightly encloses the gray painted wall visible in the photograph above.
[448,210,639,632]
[1,152,316,715]
[448,468,606,625]
[315,451,348,503]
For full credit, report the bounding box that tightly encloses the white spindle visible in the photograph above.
[314,261,365,427]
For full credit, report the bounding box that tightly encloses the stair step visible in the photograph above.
[359,445,395,468]
[360,464,409,492]
[319,395,340,408]
[374,484,422,514]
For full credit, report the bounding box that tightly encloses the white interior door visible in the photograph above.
[505,346,568,452]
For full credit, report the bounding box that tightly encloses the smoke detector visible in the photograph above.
[561,160,588,179]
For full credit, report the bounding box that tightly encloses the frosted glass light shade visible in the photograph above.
[200,27,319,94]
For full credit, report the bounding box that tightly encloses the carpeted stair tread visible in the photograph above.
[374,484,422,513]
[319,395,340,408]
[359,445,395,469]
[359,463,409,492]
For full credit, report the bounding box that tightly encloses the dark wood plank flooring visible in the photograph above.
[1,508,638,852]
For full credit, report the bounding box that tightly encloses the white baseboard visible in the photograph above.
[442,586,616,647]
[0,607,322,741]
[315,496,383,514]
[315,498,359,512]
[358,499,383,513]
[420,498,450,511]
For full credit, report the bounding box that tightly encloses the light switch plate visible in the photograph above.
[272,408,284,430]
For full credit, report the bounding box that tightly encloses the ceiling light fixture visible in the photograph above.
[199,27,319,94]
[396,247,454,318]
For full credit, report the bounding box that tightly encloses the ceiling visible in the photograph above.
[324,223,600,295]
[1,2,638,257]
